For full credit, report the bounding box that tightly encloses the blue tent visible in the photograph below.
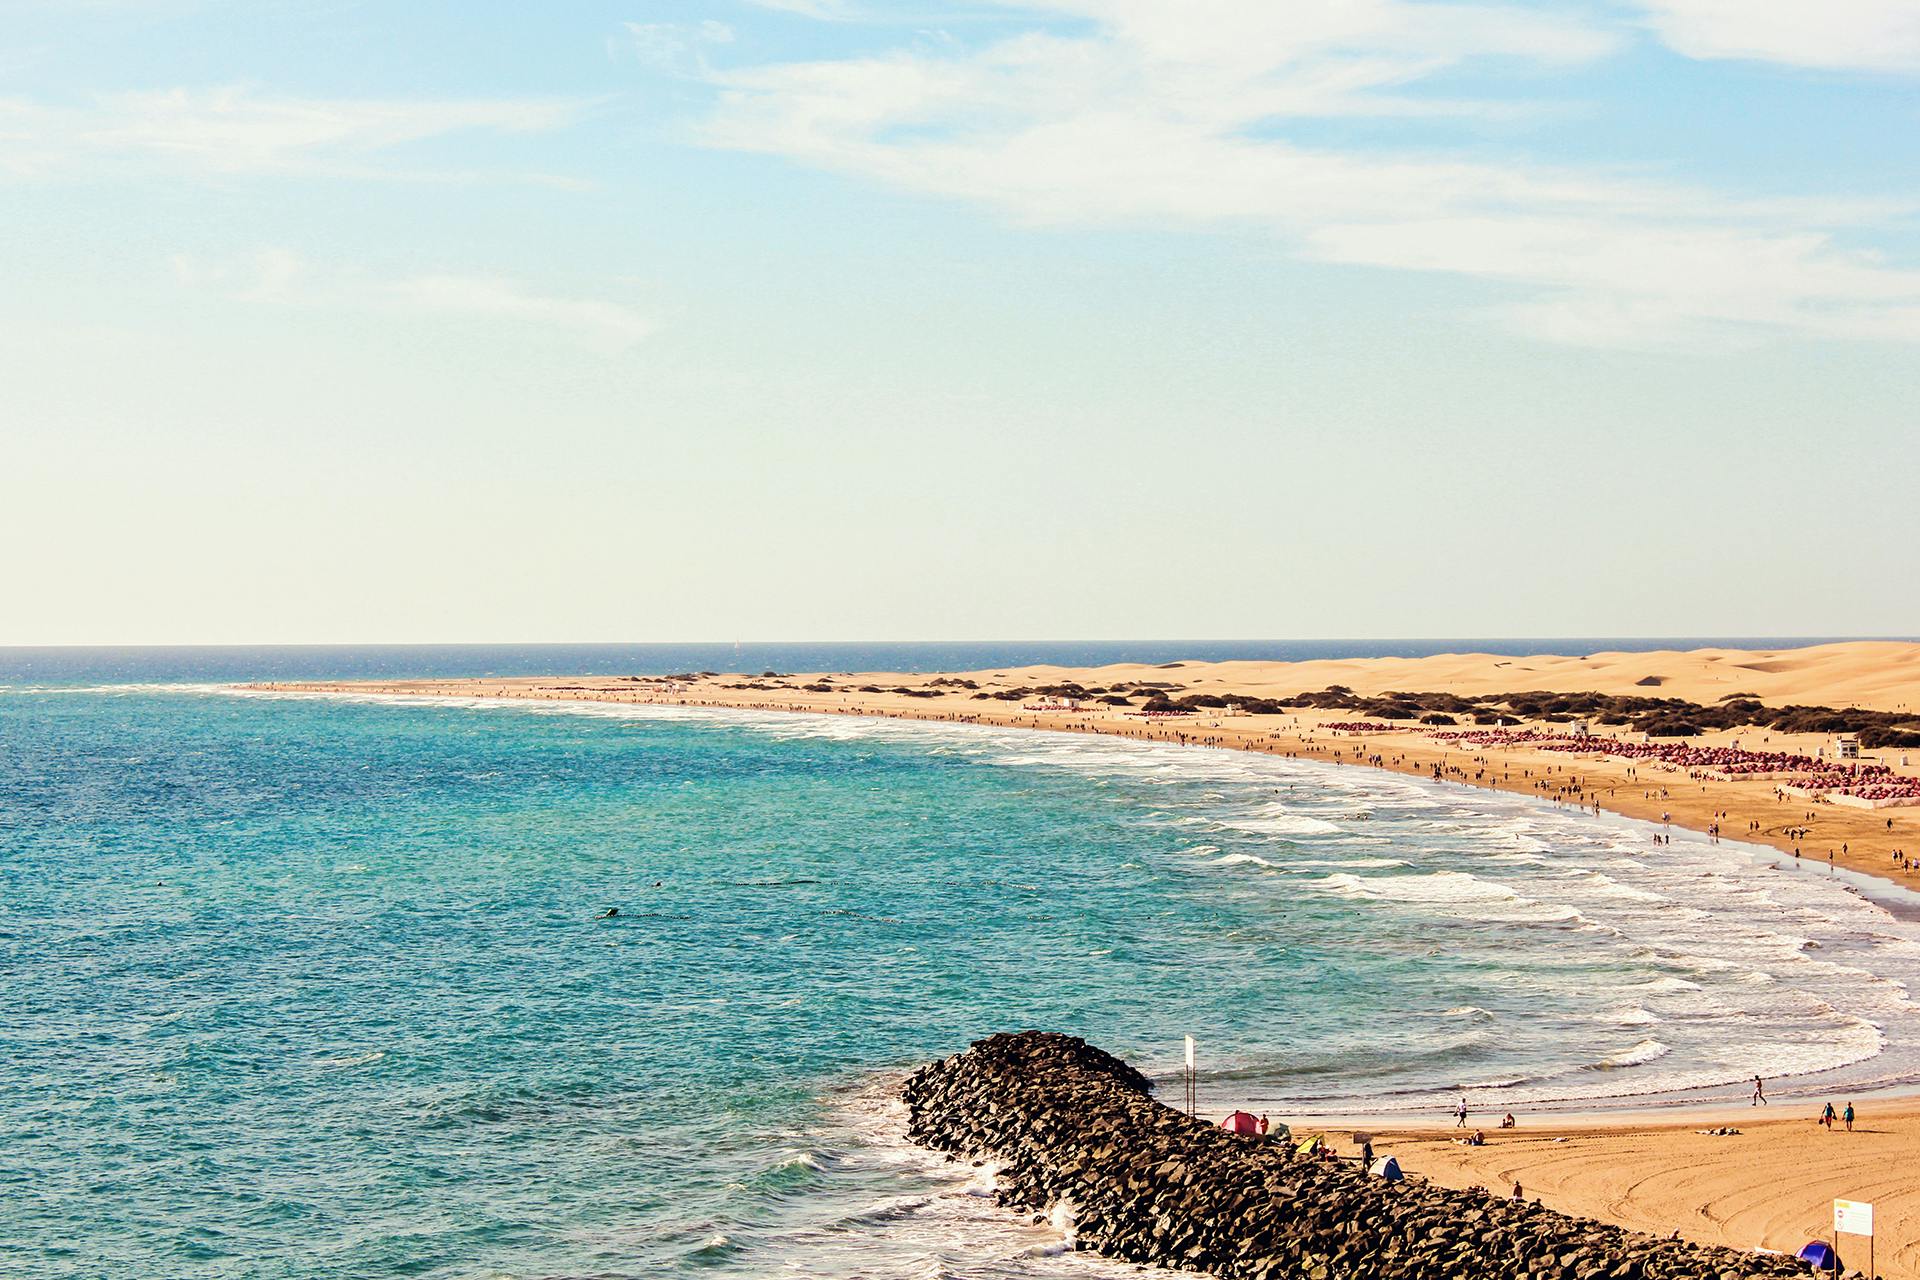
[1797,1240,1837,1270]
[1368,1156,1403,1182]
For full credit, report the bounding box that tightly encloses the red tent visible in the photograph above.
[1221,1110,1260,1135]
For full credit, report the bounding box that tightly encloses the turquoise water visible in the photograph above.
[7,682,1920,1278]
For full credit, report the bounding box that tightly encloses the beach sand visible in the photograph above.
[253,640,1920,1275]
[1357,1102,1918,1278]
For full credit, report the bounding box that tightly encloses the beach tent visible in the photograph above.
[1368,1157,1404,1182]
[1797,1240,1837,1270]
[1220,1110,1261,1136]
[1295,1134,1324,1156]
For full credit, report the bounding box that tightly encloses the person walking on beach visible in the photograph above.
[1843,1102,1855,1132]
[1752,1075,1767,1105]
[1455,1096,1469,1128]
[1822,1102,1836,1130]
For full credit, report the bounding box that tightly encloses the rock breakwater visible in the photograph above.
[903,1032,1807,1280]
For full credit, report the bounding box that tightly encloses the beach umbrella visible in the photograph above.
[1220,1110,1260,1136]
[1796,1240,1837,1270]
[1368,1156,1404,1181]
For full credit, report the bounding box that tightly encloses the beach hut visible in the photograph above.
[1368,1156,1404,1181]
[1797,1240,1837,1270]
[1220,1110,1260,1136]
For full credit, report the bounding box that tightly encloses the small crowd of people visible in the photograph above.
[1757,1078,1861,1130]
[1435,730,1917,801]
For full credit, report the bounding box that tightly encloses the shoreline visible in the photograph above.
[242,676,1920,1107]
[235,661,1920,1276]
[244,644,1920,897]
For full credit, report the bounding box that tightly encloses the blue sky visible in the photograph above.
[3,1,1916,644]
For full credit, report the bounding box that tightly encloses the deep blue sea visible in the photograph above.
[6,643,1920,1279]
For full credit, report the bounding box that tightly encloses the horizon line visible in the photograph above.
[4,635,1916,652]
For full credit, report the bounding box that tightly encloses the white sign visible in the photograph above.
[1834,1199,1873,1235]
[1184,1035,1195,1069]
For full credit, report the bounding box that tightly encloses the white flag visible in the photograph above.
[1184,1035,1195,1069]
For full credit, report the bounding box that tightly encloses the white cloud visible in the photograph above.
[625,20,735,72]
[1638,0,1920,73]
[173,250,655,353]
[381,274,656,351]
[693,0,1920,347]
[746,0,858,19]
[2,85,583,178]
[1304,216,1920,346]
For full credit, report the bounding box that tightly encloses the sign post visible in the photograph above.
[1834,1199,1873,1279]
[1183,1035,1196,1116]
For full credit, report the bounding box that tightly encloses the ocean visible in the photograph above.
[0,637,1899,687]
[5,643,1919,1279]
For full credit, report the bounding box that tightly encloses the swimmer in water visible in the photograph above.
[598,907,619,919]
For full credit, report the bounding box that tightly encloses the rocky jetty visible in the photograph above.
[903,1032,1808,1280]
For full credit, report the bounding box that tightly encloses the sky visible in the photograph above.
[2,0,1916,644]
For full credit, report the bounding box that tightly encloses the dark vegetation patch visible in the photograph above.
[1274,687,1920,748]
[972,683,1100,703]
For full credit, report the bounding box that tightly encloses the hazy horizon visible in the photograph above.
[6,635,1916,689]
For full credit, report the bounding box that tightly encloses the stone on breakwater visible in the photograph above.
[902,1032,1808,1280]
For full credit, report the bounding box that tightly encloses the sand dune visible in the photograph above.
[984,640,1920,713]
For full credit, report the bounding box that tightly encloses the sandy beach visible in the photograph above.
[1366,1100,1919,1278]
[254,640,1920,1275]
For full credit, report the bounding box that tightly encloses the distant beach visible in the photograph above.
[256,639,1920,889]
